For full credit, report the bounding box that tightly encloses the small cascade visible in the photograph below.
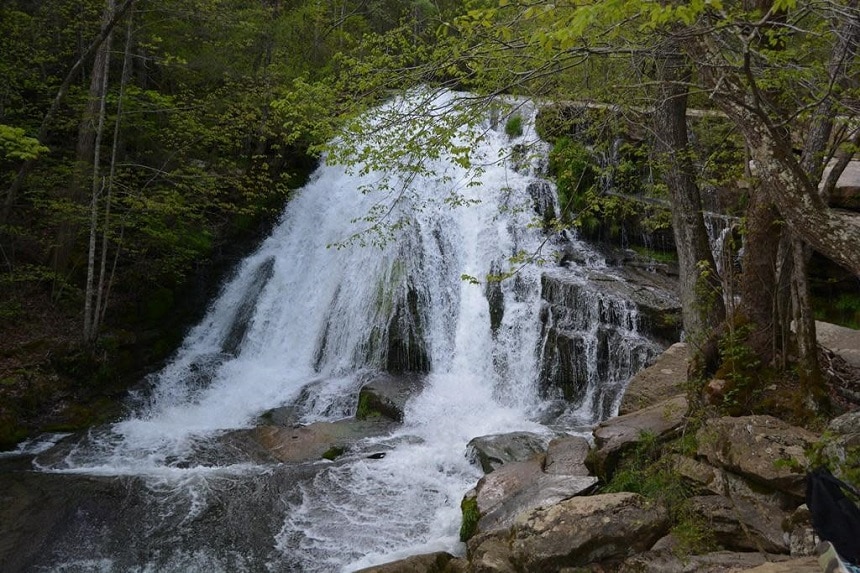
[9,90,680,573]
[537,268,670,424]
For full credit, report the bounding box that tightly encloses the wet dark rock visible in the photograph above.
[466,431,547,473]
[526,180,557,228]
[538,267,676,417]
[0,460,320,573]
[356,374,424,422]
[353,551,466,572]
[485,260,505,335]
[222,256,275,355]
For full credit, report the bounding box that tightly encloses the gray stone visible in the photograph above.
[249,418,390,463]
[738,557,820,572]
[828,409,860,436]
[821,159,860,211]
[786,504,817,557]
[815,320,860,368]
[688,495,788,553]
[619,342,689,414]
[468,455,597,533]
[543,435,591,476]
[353,552,466,573]
[509,492,670,571]
[672,455,797,510]
[590,395,688,478]
[619,550,796,573]
[697,416,816,498]
[466,432,548,473]
[467,535,517,573]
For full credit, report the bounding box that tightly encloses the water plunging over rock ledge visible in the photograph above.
[0,91,684,573]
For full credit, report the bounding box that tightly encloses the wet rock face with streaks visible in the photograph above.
[537,266,678,419]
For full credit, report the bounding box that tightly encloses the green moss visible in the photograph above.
[504,114,523,138]
[322,445,346,460]
[356,391,381,420]
[630,245,678,264]
[459,496,480,542]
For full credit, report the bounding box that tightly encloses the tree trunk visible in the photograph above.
[652,50,725,347]
[83,0,115,343]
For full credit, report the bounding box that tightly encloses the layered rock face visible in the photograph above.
[538,265,680,419]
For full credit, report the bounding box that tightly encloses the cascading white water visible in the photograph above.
[23,90,673,573]
[32,91,574,572]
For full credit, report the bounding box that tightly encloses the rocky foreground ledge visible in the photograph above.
[356,328,860,573]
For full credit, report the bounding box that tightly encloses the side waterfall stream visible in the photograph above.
[4,93,671,572]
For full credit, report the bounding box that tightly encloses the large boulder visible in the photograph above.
[619,342,689,414]
[590,395,688,479]
[687,495,788,553]
[353,552,466,573]
[507,492,670,571]
[466,432,548,474]
[815,320,860,368]
[821,159,860,212]
[696,416,817,498]
[543,435,590,476]
[464,455,597,536]
[356,374,424,422]
[249,418,389,463]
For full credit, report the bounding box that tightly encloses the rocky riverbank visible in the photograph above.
[356,329,860,573]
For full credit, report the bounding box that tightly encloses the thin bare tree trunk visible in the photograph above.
[83,0,116,343]
[94,10,134,336]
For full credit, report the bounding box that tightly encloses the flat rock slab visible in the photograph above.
[543,435,590,476]
[619,550,797,572]
[469,455,597,533]
[467,431,548,474]
[696,415,817,498]
[816,321,860,368]
[619,342,689,414]
[250,418,390,463]
[739,556,820,572]
[591,394,688,478]
[353,552,466,573]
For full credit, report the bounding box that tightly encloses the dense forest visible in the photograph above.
[2,0,859,449]
[0,0,465,446]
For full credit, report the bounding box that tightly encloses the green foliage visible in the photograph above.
[549,138,597,225]
[0,124,48,161]
[715,322,763,414]
[603,427,715,556]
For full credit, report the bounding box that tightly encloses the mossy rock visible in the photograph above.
[459,495,480,542]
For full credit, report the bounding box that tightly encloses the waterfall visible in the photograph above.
[20,90,673,573]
